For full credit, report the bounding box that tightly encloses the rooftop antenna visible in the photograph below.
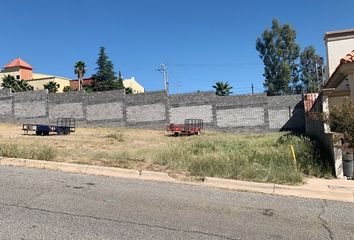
[157,63,169,94]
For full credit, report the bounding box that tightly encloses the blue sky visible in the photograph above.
[1,0,354,94]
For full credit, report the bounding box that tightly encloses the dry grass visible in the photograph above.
[0,124,178,169]
[0,124,331,184]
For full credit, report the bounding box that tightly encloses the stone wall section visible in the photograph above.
[13,90,48,121]
[125,91,168,126]
[0,89,305,132]
[267,95,305,132]
[170,105,213,124]
[217,107,264,127]
[0,89,13,119]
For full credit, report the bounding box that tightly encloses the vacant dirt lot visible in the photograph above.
[0,124,330,184]
[0,124,179,169]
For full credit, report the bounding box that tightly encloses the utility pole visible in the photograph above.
[251,84,254,94]
[157,63,169,94]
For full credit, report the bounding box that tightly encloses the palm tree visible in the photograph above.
[212,81,233,96]
[1,75,17,90]
[74,61,87,91]
[17,80,34,91]
[1,75,33,92]
[125,87,133,94]
[44,81,60,93]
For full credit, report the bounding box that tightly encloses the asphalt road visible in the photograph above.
[0,166,353,240]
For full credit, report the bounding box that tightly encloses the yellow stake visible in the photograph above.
[290,145,297,171]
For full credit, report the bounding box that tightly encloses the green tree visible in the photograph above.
[74,61,86,91]
[212,81,233,96]
[256,19,300,95]
[116,71,125,89]
[92,47,117,91]
[44,81,60,93]
[1,75,33,92]
[300,46,323,93]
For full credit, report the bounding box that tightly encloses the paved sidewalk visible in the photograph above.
[1,157,353,202]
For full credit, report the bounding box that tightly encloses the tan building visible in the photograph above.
[323,29,354,109]
[0,58,70,92]
[29,73,71,92]
[310,28,354,178]
[0,58,33,85]
[123,77,145,93]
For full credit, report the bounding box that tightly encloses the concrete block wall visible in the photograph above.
[169,92,216,125]
[48,91,86,124]
[267,95,305,132]
[84,90,125,127]
[13,90,48,124]
[214,94,268,131]
[0,89,306,133]
[0,89,13,122]
[125,91,169,128]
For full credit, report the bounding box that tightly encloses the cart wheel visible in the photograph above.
[57,128,64,135]
[64,128,70,135]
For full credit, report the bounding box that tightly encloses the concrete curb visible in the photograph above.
[204,177,354,202]
[203,177,276,194]
[0,158,175,182]
[1,157,353,202]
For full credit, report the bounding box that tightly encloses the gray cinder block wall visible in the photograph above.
[0,89,305,132]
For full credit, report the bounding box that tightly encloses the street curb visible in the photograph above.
[203,177,276,194]
[204,176,354,202]
[0,157,175,182]
[0,157,353,202]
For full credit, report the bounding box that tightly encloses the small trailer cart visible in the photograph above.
[23,118,76,135]
[166,119,203,136]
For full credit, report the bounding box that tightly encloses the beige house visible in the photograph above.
[308,28,354,178]
[323,29,354,106]
[123,77,145,93]
[30,73,71,92]
[0,58,70,92]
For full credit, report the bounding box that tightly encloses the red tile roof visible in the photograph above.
[340,50,354,64]
[4,57,33,70]
[325,50,354,88]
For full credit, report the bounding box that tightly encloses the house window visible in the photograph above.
[16,75,20,80]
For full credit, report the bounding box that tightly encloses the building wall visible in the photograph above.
[123,77,145,93]
[19,68,33,80]
[0,69,21,87]
[325,34,354,77]
[27,77,71,92]
[0,90,305,132]
[305,94,343,178]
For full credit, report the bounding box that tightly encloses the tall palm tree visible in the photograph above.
[212,81,233,96]
[74,61,87,91]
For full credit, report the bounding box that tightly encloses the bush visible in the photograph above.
[104,131,124,142]
[0,143,57,161]
[153,133,330,184]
